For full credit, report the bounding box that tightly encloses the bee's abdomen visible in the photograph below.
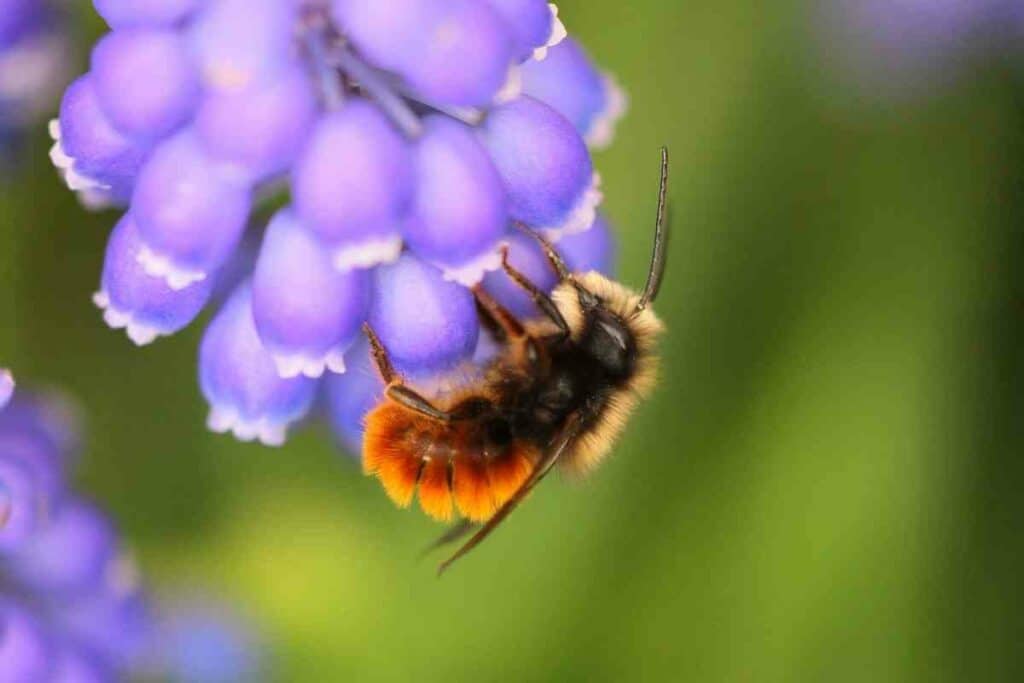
[363,403,538,522]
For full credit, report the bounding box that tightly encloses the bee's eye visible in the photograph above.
[584,313,634,376]
[597,319,629,351]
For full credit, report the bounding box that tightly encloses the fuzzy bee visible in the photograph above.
[361,149,670,574]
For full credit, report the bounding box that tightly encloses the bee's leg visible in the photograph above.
[420,519,478,558]
[513,222,571,280]
[472,284,525,344]
[362,323,454,423]
[499,246,570,341]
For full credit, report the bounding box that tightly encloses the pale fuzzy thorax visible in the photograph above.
[551,272,664,475]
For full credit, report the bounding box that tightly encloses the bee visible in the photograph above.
[362,148,670,574]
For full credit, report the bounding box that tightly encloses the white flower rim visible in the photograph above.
[585,74,628,150]
[136,245,208,291]
[332,234,403,272]
[533,4,569,61]
[93,290,165,346]
[206,405,290,447]
[270,346,348,380]
[438,240,508,287]
[538,171,603,242]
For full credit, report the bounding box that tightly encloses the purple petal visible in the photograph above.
[559,212,616,276]
[481,231,557,319]
[200,283,317,446]
[403,116,508,285]
[10,499,117,595]
[322,340,384,453]
[485,0,557,60]
[369,253,479,376]
[0,601,52,682]
[188,0,298,93]
[90,28,200,141]
[49,642,114,683]
[131,130,252,289]
[93,0,203,29]
[481,96,601,238]
[159,601,262,683]
[195,62,318,182]
[251,209,372,379]
[96,214,214,345]
[51,74,149,203]
[334,0,515,106]
[292,101,412,271]
[521,37,626,148]
[0,456,41,553]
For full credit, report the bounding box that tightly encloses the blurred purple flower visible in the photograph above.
[818,0,1013,98]
[50,0,626,448]
[0,0,69,158]
[157,599,264,683]
[0,381,267,681]
[0,384,153,681]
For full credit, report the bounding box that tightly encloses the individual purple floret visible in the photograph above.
[521,37,626,148]
[369,253,480,377]
[95,214,215,345]
[89,27,200,140]
[200,284,318,445]
[292,100,412,271]
[486,0,566,61]
[482,96,602,239]
[403,116,509,285]
[53,1,625,448]
[252,208,371,378]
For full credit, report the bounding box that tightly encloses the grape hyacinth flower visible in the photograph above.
[0,0,69,159]
[52,1,627,448]
[0,379,269,681]
[0,380,152,681]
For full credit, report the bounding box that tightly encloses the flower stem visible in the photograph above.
[332,47,423,138]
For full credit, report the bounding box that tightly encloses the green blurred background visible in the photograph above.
[3,1,1024,680]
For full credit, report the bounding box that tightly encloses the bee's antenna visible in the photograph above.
[635,147,670,314]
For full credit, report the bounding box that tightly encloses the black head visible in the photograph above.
[578,305,636,379]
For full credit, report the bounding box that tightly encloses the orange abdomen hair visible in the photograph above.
[363,402,539,522]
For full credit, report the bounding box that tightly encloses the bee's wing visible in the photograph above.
[437,414,585,576]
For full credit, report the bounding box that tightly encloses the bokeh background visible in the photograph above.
[3,1,1024,680]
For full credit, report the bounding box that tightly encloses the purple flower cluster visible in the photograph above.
[0,376,266,681]
[0,379,151,681]
[0,0,69,154]
[52,1,625,447]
